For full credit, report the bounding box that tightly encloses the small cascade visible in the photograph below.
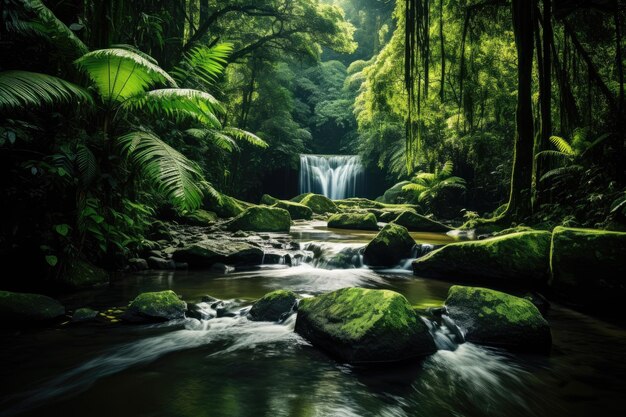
[303,242,364,269]
[398,243,436,270]
[299,154,363,200]
[424,311,465,351]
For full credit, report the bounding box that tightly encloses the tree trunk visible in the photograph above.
[505,0,535,221]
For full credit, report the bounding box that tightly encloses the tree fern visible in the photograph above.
[117,131,208,211]
[120,88,224,127]
[171,43,233,86]
[75,49,177,105]
[402,161,466,204]
[5,0,88,58]
[0,70,93,110]
[221,127,268,148]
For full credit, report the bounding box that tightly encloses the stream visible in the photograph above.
[1,221,625,417]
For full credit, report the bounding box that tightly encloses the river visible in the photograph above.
[0,221,624,417]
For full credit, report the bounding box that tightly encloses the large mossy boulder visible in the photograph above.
[174,239,263,267]
[205,192,254,218]
[260,194,279,205]
[59,259,109,289]
[295,287,436,363]
[300,194,338,214]
[444,286,551,352]
[327,212,378,230]
[123,290,187,323]
[248,290,298,322]
[363,223,416,267]
[177,209,218,226]
[412,231,552,284]
[392,211,451,233]
[377,181,412,204]
[225,206,291,232]
[550,227,626,307]
[273,200,312,220]
[0,291,65,323]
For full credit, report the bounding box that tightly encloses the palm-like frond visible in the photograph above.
[5,0,88,58]
[0,70,93,110]
[75,49,177,105]
[117,131,206,211]
[540,165,583,182]
[186,128,239,152]
[171,43,233,86]
[77,144,97,186]
[222,127,268,148]
[121,88,223,127]
[549,136,575,156]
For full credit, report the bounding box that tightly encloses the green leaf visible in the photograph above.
[54,224,70,236]
[45,255,58,266]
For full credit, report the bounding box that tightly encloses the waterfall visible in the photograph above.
[299,154,363,200]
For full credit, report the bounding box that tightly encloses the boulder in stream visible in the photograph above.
[299,194,338,214]
[412,231,552,284]
[327,212,378,230]
[123,290,187,323]
[444,285,551,352]
[0,290,65,323]
[72,307,99,323]
[295,287,436,363]
[59,258,109,289]
[363,223,416,267]
[174,239,264,267]
[549,227,626,308]
[248,290,298,322]
[225,206,291,232]
[391,211,451,233]
[273,200,313,220]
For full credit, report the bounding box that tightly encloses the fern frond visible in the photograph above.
[77,144,97,186]
[535,150,570,161]
[171,43,233,86]
[402,183,428,193]
[440,161,454,177]
[540,165,583,182]
[121,88,223,127]
[549,136,575,156]
[0,70,93,110]
[75,48,177,104]
[117,131,206,211]
[222,127,268,148]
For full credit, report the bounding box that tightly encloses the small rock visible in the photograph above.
[210,263,235,274]
[248,290,298,322]
[128,258,148,271]
[147,256,176,270]
[123,290,187,323]
[71,308,99,323]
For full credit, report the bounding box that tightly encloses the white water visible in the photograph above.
[299,154,363,200]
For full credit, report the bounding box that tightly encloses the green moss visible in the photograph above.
[272,200,312,220]
[376,181,413,204]
[295,287,436,362]
[260,194,279,205]
[205,192,254,218]
[0,290,65,322]
[363,223,416,267]
[299,194,338,214]
[178,209,218,226]
[124,290,186,322]
[327,212,378,230]
[445,285,551,351]
[549,226,626,307]
[391,210,451,232]
[248,290,298,321]
[225,206,291,232]
[412,231,552,283]
[291,193,313,203]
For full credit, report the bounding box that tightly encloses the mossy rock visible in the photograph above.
[174,239,264,267]
[178,209,218,226]
[445,286,551,352]
[260,194,279,205]
[0,291,65,323]
[492,225,536,237]
[392,210,451,233]
[412,231,552,284]
[248,290,298,322]
[549,227,626,307]
[327,212,378,230]
[273,200,312,220]
[363,223,416,267]
[377,181,412,204]
[295,287,436,363]
[123,290,187,323]
[60,259,109,289]
[72,307,99,323]
[225,206,291,232]
[290,193,313,203]
[299,194,338,214]
[204,192,254,218]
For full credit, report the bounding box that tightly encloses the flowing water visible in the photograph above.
[1,222,625,417]
[299,154,363,199]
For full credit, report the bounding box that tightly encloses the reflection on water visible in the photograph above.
[0,222,625,417]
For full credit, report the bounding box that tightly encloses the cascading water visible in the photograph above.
[299,154,363,200]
